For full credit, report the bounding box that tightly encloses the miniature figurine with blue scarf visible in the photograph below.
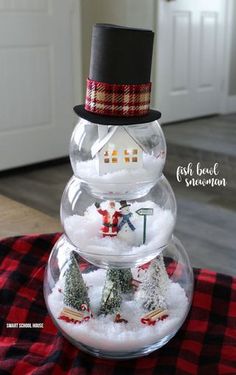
[117,200,136,245]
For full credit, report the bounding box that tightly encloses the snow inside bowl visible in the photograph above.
[44,234,193,359]
[60,175,176,268]
[69,118,166,199]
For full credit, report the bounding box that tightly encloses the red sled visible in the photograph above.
[58,305,92,325]
[141,308,168,326]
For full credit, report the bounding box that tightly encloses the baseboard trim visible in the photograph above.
[225,95,236,113]
[0,156,70,177]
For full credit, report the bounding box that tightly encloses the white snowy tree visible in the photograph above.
[137,254,170,311]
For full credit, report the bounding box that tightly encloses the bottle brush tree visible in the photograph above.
[63,251,90,311]
[118,268,133,294]
[137,254,170,311]
[99,268,133,316]
[99,269,122,315]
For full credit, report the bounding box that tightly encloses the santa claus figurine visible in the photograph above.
[95,201,121,238]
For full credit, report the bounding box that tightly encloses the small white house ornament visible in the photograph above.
[91,126,148,175]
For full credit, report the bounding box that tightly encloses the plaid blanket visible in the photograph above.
[0,233,235,374]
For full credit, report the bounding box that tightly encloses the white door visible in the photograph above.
[155,0,225,123]
[0,0,80,170]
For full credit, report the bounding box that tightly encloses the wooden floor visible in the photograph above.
[0,194,61,238]
[164,113,236,157]
[164,114,236,191]
[0,115,235,276]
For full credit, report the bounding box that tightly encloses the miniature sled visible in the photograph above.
[58,304,92,324]
[141,308,168,326]
[114,313,128,324]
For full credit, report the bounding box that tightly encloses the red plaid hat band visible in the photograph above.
[85,79,151,117]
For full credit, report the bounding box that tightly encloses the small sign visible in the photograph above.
[136,207,154,244]
[136,208,154,216]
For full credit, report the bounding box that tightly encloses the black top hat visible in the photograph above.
[119,200,131,209]
[74,24,161,125]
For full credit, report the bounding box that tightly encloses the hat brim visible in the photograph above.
[73,105,161,125]
[119,204,131,209]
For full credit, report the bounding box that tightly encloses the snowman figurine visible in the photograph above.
[117,201,136,245]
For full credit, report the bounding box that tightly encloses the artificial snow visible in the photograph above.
[47,268,189,352]
[74,154,164,185]
[64,201,175,263]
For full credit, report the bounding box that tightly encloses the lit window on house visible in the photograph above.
[124,149,130,155]
[132,157,138,162]
[112,150,118,156]
[125,157,130,163]
[112,158,118,163]
[132,149,138,155]
[103,151,110,163]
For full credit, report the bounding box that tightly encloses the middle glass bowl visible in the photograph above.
[60,175,176,268]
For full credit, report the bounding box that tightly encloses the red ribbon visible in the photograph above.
[85,78,151,117]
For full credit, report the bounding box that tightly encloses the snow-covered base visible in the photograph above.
[74,154,164,197]
[64,201,175,265]
[47,269,189,353]
[75,154,164,185]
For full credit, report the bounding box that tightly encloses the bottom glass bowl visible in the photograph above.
[44,234,193,359]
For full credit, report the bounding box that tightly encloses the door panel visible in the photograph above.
[0,46,52,131]
[0,0,77,170]
[172,12,190,93]
[198,12,217,88]
[156,0,225,123]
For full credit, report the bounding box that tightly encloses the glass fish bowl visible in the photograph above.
[60,174,176,268]
[44,234,193,359]
[69,118,166,198]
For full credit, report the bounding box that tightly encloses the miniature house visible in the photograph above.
[91,126,145,175]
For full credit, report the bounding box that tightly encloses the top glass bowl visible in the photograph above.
[70,119,166,199]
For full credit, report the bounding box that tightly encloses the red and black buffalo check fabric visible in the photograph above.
[0,233,236,375]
